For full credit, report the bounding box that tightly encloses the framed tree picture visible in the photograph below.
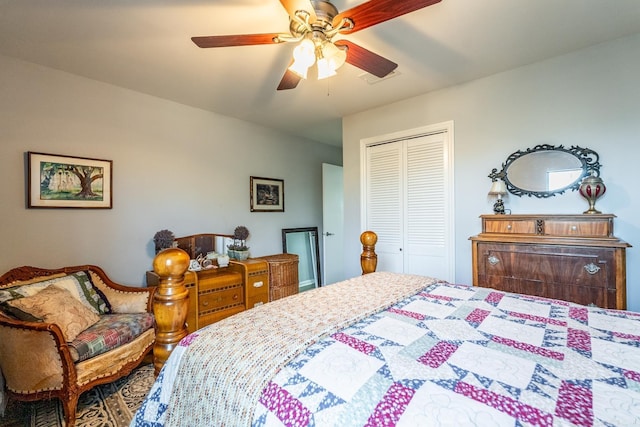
[27,152,113,209]
[250,176,284,212]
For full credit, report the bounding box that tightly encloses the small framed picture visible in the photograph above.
[250,176,284,212]
[27,152,113,209]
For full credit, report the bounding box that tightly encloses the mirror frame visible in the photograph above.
[282,227,322,288]
[488,144,601,198]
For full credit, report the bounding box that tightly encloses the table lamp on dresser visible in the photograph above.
[488,179,508,214]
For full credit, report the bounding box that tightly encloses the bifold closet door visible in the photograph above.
[364,132,451,279]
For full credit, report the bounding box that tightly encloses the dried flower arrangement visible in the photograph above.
[153,229,175,254]
[227,226,250,260]
[232,226,250,250]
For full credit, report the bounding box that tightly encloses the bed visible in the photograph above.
[132,232,640,426]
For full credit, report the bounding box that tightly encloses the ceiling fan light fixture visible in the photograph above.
[289,38,316,78]
[317,57,337,80]
[192,0,442,90]
[322,42,347,71]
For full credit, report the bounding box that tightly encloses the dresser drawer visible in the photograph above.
[478,243,613,286]
[198,305,245,329]
[483,219,536,234]
[544,219,612,237]
[475,242,620,307]
[199,285,244,314]
[247,292,268,309]
[198,271,243,292]
[246,274,269,308]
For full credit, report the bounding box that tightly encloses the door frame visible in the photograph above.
[359,120,455,281]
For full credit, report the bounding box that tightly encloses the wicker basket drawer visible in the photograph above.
[258,254,299,301]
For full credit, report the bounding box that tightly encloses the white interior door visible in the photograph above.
[322,163,344,285]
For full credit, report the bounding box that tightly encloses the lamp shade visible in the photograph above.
[488,180,507,196]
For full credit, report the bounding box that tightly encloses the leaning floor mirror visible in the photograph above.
[282,227,321,292]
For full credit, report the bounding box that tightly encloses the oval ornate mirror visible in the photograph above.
[488,144,601,198]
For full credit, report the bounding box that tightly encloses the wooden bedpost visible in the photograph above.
[360,231,378,275]
[152,248,190,376]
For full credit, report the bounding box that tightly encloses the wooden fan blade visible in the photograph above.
[277,67,302,91]
[334,40,397,78]
[334,0,441,35]
[192,34,283,48]
[279,0,316,22]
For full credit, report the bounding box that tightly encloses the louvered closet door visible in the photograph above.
[366,142,404,273]
[365,131,452,279]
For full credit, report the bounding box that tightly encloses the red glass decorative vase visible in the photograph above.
[578,174,606,214]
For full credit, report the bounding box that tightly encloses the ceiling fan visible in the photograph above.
[191,0,442,90]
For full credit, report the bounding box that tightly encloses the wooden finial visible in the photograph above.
[360,231,378,275]
[152,248,190,376]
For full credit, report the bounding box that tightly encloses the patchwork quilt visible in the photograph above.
[132,272,640,427]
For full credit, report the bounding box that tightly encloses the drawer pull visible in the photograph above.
[253,281,264,288]
[506,224,512,230]
[488,255,500,265]
[584,263,601,275]
[571,225,578,231]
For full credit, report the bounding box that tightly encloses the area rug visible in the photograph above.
[1,363,154,427]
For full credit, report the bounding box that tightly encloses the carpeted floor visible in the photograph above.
[1,363,154,427]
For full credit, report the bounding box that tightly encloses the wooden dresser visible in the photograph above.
[470,214,630,309]
[147,258,269,334]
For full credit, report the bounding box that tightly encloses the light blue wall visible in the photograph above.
[343,34,640,311]
[0,55,341,285]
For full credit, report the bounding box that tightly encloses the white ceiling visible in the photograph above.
[1,0,640,147]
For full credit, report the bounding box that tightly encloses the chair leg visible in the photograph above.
[61,393,79,427]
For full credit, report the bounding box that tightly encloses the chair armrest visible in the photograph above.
[0,316,76,393]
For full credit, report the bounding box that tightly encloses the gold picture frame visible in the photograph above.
[27,151,113,209]
[250,176,284,212]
